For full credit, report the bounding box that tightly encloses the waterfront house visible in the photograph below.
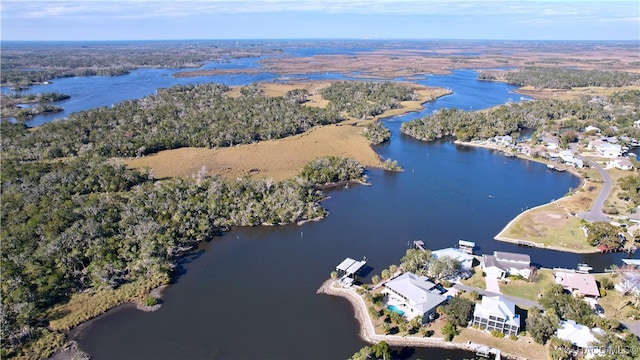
[432,247,474,271]
[554,269,600,298]
[541,135,560,150]
[471,295,520,336]
[558,150,584,168]
[491,135,513,147]
[556,320,603,356]
[595,142,623,158]
[383,272,447,322]
[481,251,532,279]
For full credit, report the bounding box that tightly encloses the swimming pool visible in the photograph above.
[387,304,405,316]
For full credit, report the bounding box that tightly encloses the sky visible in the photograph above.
[1,0,639,41]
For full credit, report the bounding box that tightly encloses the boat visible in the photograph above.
[576,263,593,273]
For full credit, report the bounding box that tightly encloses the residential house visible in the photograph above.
[595,142,623,158]
[383,272,447,322]
[554,269,600,298]
[491,135,513,147]
[432,247,474,271]
[556,320,603,356]
[541,135,560,150]
[481,251,532,279]
[608,157,634,171]
[471,295,521,336]
[583,125,601,134]
[556,150,584,168]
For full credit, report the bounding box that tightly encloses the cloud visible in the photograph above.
[3,0,638,19]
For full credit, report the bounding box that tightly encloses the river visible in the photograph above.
[16,41,632,359]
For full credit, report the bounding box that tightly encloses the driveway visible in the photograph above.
[576,160,612,223]
[485,275,501,293]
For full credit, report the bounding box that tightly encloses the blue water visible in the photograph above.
[387,305,406,316]
[11,41,629,359]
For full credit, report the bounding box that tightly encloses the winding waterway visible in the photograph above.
[17,42,633,359]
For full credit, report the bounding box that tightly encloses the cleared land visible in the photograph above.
[125,82,450,180]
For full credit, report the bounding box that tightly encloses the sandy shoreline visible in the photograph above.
[316,279,526,359]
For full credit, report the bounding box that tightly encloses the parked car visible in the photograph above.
[594,304,605,315]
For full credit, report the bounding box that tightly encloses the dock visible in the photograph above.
[412,240,426,251]
[467,341,501,359]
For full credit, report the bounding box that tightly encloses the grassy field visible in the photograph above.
[498,268,554,302]
[454,328,549,360]
[460,265,487,290]
[125,82,450,180]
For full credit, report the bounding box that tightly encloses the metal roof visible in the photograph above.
[336,257,366,275]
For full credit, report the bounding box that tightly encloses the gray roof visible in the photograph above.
[385,273,447,314]
[494,251,530,264]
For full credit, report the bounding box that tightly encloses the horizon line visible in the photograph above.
[2,38,639,42]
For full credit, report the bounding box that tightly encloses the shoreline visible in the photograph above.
[453,139,604,254]
[316,279,526,359]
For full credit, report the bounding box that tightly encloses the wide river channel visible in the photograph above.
[14,42,634,359]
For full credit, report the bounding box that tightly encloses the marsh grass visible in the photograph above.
[125,83,450,181]
[47,275,168,331]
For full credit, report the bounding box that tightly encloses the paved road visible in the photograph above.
[576,160,612,223]
[453,283,542,310]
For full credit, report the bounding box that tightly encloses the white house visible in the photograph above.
[595,142,623,158]
[482,251,532,279]
[472,296,521,336]
[432,247,474,271]
[583,125,601,134]
[491,135,513,147]
[557,320,603,355]
[383,272,447,322]
[558,150,584,168]
[608,157,634,170]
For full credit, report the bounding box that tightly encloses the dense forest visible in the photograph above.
[0,80,416,358]
[479,67,640,89]
[401,90,640,143]
[321,81,418,119]
[1,83,342,161]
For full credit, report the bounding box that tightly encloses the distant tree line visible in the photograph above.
[401,90,640,143]
[479,67,640,89]
[0,41,281,89]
